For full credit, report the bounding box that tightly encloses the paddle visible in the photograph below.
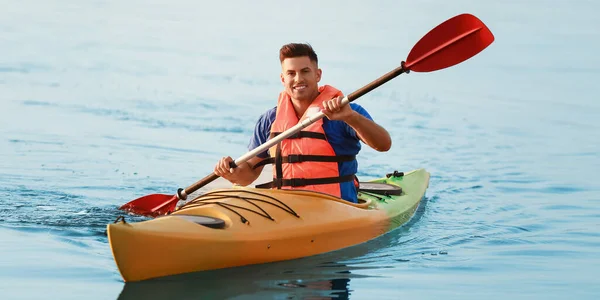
[119,13,494,217]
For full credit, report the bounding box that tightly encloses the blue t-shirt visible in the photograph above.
[248,103,373,203]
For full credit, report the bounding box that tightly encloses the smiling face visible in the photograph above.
[280,56,322,102]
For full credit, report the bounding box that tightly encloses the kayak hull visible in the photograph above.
[107,168,430,282]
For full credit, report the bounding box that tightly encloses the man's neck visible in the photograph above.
[290,99,311,119]
[290,90,320,119]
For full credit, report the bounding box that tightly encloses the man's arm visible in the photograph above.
[344,112,391,152]
[214,156,265,186]
[214,107,274,185]
[322,97,391,152]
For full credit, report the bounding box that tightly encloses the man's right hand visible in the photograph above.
[214,156,238,183]
[213,156,265,186]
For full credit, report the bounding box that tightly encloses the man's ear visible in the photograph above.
[316,68,322,82]
[280,72,284,85]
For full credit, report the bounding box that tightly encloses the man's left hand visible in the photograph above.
[322,96,356,122]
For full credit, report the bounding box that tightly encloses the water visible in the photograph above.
[1,0,599,299]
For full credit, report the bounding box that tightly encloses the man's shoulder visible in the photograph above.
[257,106,277,122]
[264,106,277,117]
[254,106,277,132]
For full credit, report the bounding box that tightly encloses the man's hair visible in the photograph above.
[279,43,318,65]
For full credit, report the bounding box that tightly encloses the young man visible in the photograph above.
[214,43,391,203]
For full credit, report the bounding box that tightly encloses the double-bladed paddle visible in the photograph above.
[119,13,495,217]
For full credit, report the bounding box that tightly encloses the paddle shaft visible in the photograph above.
[178,63,409,200]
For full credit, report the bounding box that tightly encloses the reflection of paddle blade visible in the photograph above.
[406,13,495,72]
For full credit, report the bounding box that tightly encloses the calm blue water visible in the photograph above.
[2,1,599,299]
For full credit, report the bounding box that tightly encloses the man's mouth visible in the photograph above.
[293,85,307,91]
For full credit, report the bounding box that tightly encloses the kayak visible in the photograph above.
[107,168,430,282]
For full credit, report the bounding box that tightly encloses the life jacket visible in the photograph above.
[254,85,356,198]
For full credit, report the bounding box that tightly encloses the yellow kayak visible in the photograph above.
[107,168,430,282]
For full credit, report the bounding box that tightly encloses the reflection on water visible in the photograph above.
[3,0,600,298]
[119,261,354,300]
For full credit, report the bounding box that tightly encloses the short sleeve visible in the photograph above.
[345,103,373,138]
[247,107,276,158]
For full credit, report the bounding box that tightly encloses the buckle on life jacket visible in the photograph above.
[287,154,302,163]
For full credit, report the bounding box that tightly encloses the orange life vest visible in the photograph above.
[255,85,356,197]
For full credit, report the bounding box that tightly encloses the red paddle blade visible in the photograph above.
[405,13,494,72]
[119,194,178,217]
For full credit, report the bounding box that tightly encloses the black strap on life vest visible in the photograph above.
[256,129,356,190]
[252,154,356,169]
[275,142,283,189]
[255,174,356,189]
[270,131,327,140]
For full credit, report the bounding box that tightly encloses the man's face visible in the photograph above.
[280,56,322,102]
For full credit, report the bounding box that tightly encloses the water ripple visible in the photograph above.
[0,63,52,73]
[2,1,600,299]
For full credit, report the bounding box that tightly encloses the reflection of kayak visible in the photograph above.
[118,260,358,300]
[107,168,430,282]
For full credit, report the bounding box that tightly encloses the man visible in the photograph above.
[214,43,391,203]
